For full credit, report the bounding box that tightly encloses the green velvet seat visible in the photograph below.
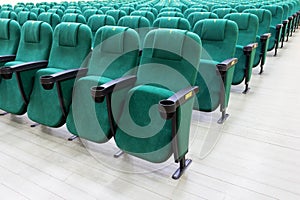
[26,22,92,127]
[0,11,18,20]
[183,8,209,18]
[0,21,52,115]
[0,19,21,68]
[83,9,103,21]
[66,26,139,142]
[14,6,29,14]
[153,17,191,31]
[212,8,238,18]
[193,19,238,123]
[47,8,64,18]
[243,9,272,74]
[130,10,155,25]
[91,28,201,179]
[87,14,116,41]
[260,5,284,56]
[99,6,114,14]
[157,11,184,18]
[117,16,150,48]
[224,13,259,93]
[187,12,218,29]
[106,10,127,24]
[61,13,86,24]
[37,12,61,30]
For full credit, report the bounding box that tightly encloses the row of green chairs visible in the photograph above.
[0,19,201,179]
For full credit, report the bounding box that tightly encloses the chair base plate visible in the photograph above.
[114,150,124,158]
[172,158,192,180]
[68,135,78,141]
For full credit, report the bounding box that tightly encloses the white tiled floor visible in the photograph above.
[0,31,300,200]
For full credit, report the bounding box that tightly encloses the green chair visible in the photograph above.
[193,19,238,123]
[117,16,150,48]
[0,11,18,20]
[260,5,283,56]
[0,21,52,115]
[14,6,29,14]
[66,26,139,142]
[159,7,182,13]
[91,28,201,179]
[47,8,64,18]
[234,5,256,12]
[64,8,82,14]
[30,8,45,16]
[212,8,238,18]
[0,19,20,68]
[224,13,259,93]
[87,14,116,41]
[138,7,158,18]
[243,9,272,74]
[130,10,155,25]
[26,22,92,127]
[99,6,114,14]
[61,13,86,24]
[106,10,127,24]
[17,11,37,26]
[153,17,191,31]
[187,12,218,29]
[183,8,209,18]
[37,12,61,30]
[119,6,135,15]
[157,11,184,18]
[82,9,103,21]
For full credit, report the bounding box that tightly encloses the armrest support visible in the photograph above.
[91,75,137,103]
[216,58,238,72]
[276,24,283,30]
[159,86,199,119]
[260,33,271,41]
[0,60,48,79]
[0,55,16,62]
[40,68,88,90]
[243,42,258,53]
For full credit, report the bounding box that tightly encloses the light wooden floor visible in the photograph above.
[1,31,300,200]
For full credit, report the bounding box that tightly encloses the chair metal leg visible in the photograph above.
[242,83,250,94]
[217,110,229,124]
[0,112,8,116]
[68,135,78,141]
[30,123,40,128]
[172,156,192,180]
[114,150,124,158]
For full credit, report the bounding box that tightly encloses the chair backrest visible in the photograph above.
[88,26,139,78]
[157,11,184,18]
[0,11,18,20]
[64,8,82,14]
[119,6,135,15]
[87,14,116,37]
[138,28,201,89]
[187,12,218,29]
[47,22,92,70]
[211,4,232,11]
[190,4,210,11]
[47,8,64,18]
[153,17,191,31]
[17,11,37,26]
[224,13,259,46]
[159,7,181,13]
[30,8,45,16]
[14,6,29,14]
[260,5,284,27]
[99,6,114,14]
[130,10,155,25]
[183,8,209,18]
[37,12,60,30]
[15,21,53,62]
[118,16,150,48]
[139,7,158,17]
[212,8,238,18]
[61,13,86,24]
[106,10,127,24]
[234,5,256,12]
[243,9,271,36]
[193,19,238,62]
[0,19,21,55]
[83,9,103,21]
